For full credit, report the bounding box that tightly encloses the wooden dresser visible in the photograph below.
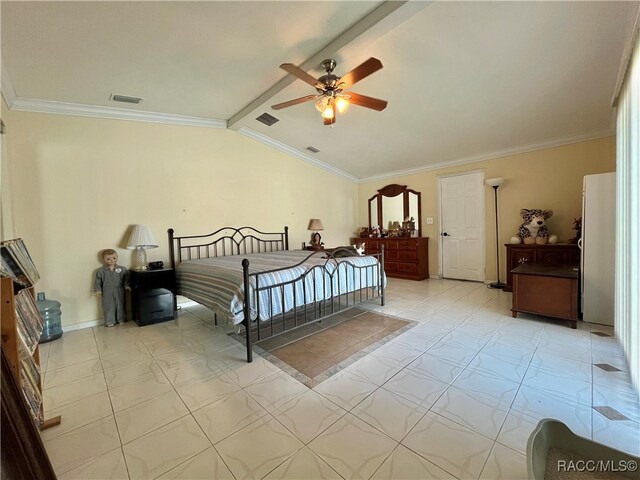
[351,237,429,280]
[504,243,580,292]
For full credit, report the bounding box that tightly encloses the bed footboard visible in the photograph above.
[241,246,385,363]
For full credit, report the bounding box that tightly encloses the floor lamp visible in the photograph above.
[486,177,506,289]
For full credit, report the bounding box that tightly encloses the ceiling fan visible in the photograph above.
[271,57,388,125]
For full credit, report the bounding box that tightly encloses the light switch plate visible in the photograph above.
[426,217,434,224]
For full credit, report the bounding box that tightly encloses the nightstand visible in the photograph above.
[129,269,176,326]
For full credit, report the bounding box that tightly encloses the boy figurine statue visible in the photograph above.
[94,249,130,327]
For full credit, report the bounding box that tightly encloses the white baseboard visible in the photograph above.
[61,297,198,332]
[63,319,101,332]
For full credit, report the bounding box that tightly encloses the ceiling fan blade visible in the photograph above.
[323,116,336,126]
[271,95,318,110]
[337,57,383,89]
[280,63,323,89]
[347,92,388,111]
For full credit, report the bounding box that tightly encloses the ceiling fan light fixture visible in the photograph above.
[274,57,387,125]
[315,97,328,112]
[335,96,349,113]
[321,100,335,119]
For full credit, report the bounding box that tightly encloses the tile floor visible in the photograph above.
[37,278,640,479]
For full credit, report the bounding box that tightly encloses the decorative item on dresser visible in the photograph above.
[352,236,429,280]
[503,243,580,292]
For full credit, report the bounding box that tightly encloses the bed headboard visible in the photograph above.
[168,226,289,268]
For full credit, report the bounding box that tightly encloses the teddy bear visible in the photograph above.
[510,209,559,245]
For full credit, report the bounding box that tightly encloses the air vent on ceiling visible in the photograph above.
[110,94,143,104]
[305,146,320,153]
[256,112,279,126]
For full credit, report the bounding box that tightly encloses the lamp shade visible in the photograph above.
[485,177,506,187]
[307,219,324,231]
[126,224,158,249]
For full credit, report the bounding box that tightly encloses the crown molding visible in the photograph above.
[611,4,639,107]
[237,127,358,183]
[4,93,615,184]
[358,129,615,183]
[9,97,227,129]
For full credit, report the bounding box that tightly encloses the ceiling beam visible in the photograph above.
[226,0,431,130]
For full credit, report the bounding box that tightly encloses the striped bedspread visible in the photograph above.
[176,250,384,325]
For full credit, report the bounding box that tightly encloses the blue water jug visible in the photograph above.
[36,292,63,343]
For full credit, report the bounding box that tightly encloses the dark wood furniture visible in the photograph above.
[353,237,429,280]
[129,269,177,326]
[504,243,580,292]
[1,276,61,431]
[511,264,580,329]
[169,227,385,363]
[2,348,56,479]
[368,184,422,237]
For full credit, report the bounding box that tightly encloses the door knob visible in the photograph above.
[442,232,449,236]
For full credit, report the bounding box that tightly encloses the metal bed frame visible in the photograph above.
[168,226,385,362]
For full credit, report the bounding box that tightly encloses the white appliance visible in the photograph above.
[580,172,616,325]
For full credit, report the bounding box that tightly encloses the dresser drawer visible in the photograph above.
[397,240,418,250]
[379,250,417,262]
[385,262,399,273]
[364,240,380,253]
[385,240,399,250]
[398,250,418,261]
[350,237,429,280]
[397,262,418,274]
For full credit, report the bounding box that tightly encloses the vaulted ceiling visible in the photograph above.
[2,1,638,181]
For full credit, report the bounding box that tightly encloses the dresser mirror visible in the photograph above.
[368,184,422,236]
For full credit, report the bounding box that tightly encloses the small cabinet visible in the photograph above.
[504,243,580,292]
[129,269,177,326]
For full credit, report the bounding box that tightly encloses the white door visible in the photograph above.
[439,172,485,281]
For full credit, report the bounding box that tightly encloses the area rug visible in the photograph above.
[251,308,415,387]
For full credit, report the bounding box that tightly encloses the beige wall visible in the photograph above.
[2,104,358,326]
[358,136,616,282]
[2,96,616,325]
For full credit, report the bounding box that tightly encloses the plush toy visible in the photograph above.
[510,209,558,245]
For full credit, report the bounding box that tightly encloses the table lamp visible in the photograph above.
[307,218,324,249]
[126,224,158,271]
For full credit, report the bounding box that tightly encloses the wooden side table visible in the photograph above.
[511,264,580,329]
